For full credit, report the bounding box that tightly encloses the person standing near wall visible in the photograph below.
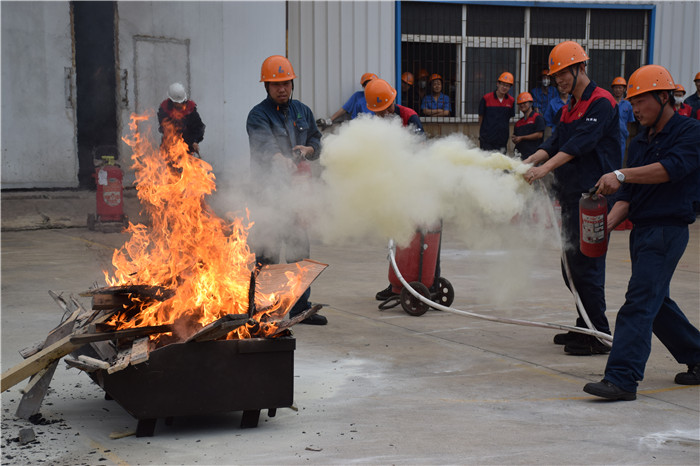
[478,72,515,152]
[246,55,327,325]
[683,72,700,116]
[523,41,620,355]
[611,77,636,166]
[511,92,544,160]
[673,84,694,117]
[325,72,378,126]
[531,69,558,116]
[583,64,700,400]
[544,85,569,133]
[158,82,206,155]
[401,72,416,111]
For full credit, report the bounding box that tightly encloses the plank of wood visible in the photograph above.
[81,285,175,300]
[18,340,44,359]
[107,349,132,374]
[69,324,174,345]
[269,304,322,336]
[64,358,100,372]
[1,336,83,393]
[16,299,83,419]
[91,294,133,310]
[184,315,250,343]
[77,355,110,370]
[129,338,150,365]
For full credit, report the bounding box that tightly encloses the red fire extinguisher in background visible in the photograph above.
[88,156,127,230]
[579,188,608,257]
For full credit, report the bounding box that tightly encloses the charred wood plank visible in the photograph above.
[185,315,251,343]
[81,285,175,301]
[89,341,118,361]
[69,325,174,345]
[107,349,132,374]
[130,338,150,366]
[91,294,133,311]
[268,304,322,336]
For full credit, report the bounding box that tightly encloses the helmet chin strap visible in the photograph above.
[650,91,668,136]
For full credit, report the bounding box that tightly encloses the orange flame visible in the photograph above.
[104,113,305,340]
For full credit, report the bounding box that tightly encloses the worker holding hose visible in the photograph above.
[582,65,700,400]
[523,41,621,355]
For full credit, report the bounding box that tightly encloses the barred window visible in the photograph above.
[400,2,650,123]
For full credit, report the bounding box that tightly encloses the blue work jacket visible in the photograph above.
[619,113,700,226]
[539,81,620,203]
[246,95,322,179]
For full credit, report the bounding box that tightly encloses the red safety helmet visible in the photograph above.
[516,92,533,104]
[611,77,627,87]
[548,41,589,75]
[498,72,514,85]
[402,72,414,86]
[364,78,397,112]
[626,65,675,99]
[361,73,378,86]
[260,55,296,82]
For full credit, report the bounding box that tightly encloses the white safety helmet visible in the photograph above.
[167,82,187,103]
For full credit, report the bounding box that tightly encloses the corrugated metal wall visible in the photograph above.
[287,1,395,120]
[653,1,700,92]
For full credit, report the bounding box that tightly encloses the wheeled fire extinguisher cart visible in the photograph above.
[378,223,455,316]
[87,156,129,232]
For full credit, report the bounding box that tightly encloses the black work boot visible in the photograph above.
[375,285,398,301]
[583,379,636,401]
[553,331,575,345]
[564,333,611,356]
[674,363,700,385]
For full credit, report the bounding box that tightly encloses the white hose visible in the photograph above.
[387,190,613,344]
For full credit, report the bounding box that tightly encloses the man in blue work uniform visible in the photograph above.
[325,72,378,126]
[524,41,620,355]
[583,65,700,400]
[246,55,327,325]
[531,69,558,116]
[421,74,451,117]
[478,72,515,152]
[544,86,569,134]
[683,72,700,116]
[611,77,636,166]
[512,92,545,159]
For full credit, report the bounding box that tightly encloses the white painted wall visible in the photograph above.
[288,0,396,121]
[1,2,77,189]
[116,1,286,189]
[652,1,700,93]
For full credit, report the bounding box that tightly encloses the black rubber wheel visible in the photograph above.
[433,277,455,307]
[400,281,431,316]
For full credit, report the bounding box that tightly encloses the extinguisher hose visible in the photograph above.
[386,184,613,345]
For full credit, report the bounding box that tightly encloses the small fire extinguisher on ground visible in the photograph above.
[579,188,607,257]
[87,156,128,231]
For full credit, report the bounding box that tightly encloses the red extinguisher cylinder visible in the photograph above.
[95,163,124,221]
[389,229,441,293]
[579,192,608,257]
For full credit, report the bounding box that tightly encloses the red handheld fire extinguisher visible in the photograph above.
[579,188,607,257]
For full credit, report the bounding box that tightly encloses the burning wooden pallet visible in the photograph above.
[1,260,326,436]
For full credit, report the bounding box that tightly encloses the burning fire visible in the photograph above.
[104,113,308,340]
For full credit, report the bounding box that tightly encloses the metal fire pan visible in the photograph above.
[90,337,295,422]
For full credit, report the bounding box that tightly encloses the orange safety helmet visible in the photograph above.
[626,64,675,99]
[674,84,686,95]
[260,55,296,82]
[516,92,533,104]
[611,77,627,87]
[548,41,589,75]
[402,72,414,86]
[361,73,378,86]
[418,69,430,80]
[364,78,397,112]
[429,73,443,82]
[695,72,700,81]
[498,72,514,85]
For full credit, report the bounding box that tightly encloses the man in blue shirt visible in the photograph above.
[421,74,451,117]
[583,64,700,400]
[544,87,569,132]
[531,68,558,116]
[246,55,327,325]
[524,41,620,356]
[611,77,636,166]
[327,73,378,125]
[683,72,700,116]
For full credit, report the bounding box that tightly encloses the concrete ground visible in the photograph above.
[1,190,699,465]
